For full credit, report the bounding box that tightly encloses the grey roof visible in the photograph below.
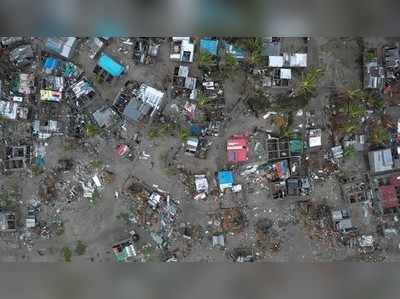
[263,38,281,56]
[337,218,353,231]
[123,100,152,122]
[369,149,394,174]
[93,107,116,128]
[212,234,225,247]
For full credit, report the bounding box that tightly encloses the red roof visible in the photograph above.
[227,135,248,163]
[116,144,129,156]
[379,176,400,209]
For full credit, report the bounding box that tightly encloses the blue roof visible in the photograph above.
[224,42,246,59]
[98,54,124,77]
[200,39,219,56]
[43,58,58,71]
[191,125,202,136]
[217,171,234,185]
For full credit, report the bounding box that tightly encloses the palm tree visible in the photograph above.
[296,68,324,96]
[243,38,264,66]
[196,51,214,69]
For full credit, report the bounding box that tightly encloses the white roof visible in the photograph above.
[309,129,322,147]
[280,68,292,79]
[0,100,18,120]
[138,84,164,114]
[172,37,190,41]
[60,37,76,58]
[178,65,189,77]
[181,39,194,63]
[92,175,102,188]
[269,56,284,67]
[187,138,199,148]
[195,175,208,193]
[290,53,307,67]
[72,80,94,98]
[26,218,36,228]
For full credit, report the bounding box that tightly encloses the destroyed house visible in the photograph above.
[9,44,34,67]
[93,106,117,128]
[271,159,290,180]
[3,145,31,171]
[172,65,197,95]
[14,73,35,95]
[266,137,290,160]
[33,120,60,139]
[364,49,384,90]
[377,175,400,213]
[170,37,194,63]
[383,46,400,69]
[112,240,136,262]
[0,209,16,232]
[87,37,104,59]
[224,41,246,60]
[0,37,24,47]
[341,177,368,204]
[0,100,18,120]
[40,76,64,102]
[46,37,77,59]
[122,84,164,123]
[70,79,95,100]
[227,135,248,163]
[332,208,354,234]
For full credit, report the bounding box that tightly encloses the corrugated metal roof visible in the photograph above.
[98,53,124,77]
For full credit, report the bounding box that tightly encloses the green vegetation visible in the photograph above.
[246,92,271,114]
[243,38,264,65]
[366,51,377,62]
[88,159,103,169]
[220,53,239,76]
[197,92,213,109]
[337,88,369,135]
[0,191,18,209]
[116,212,131,224]
[347,101,367,119]
[178,127,190,142]
[296,68,324,97]
[280,126,295,138]
[55,222,65,236]
[62,246,72,262]
[90,189,101,206]
[274,94,310,113]
[84,123,102,138]
[196,51,214,69]
[223,53,238,68]
[148,122,190,143]
[0,116,9,124]
[343,146,355,158]
[31,164,44,176]
[75,240,87,256]
[370,126,391,146]
[148,123,178,139]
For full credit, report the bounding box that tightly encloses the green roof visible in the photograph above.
[290,139,305,155]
